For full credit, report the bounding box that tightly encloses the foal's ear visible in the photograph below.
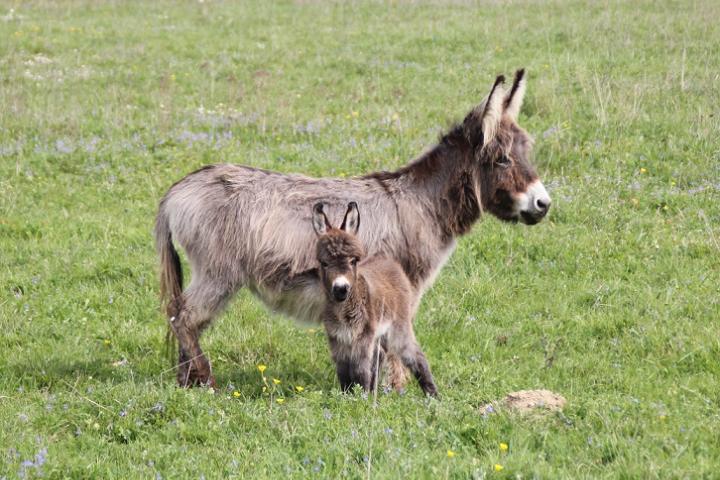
[312,203,332,235]
[503,68,527,121]
[340,202,360,236]
[464,75,506,148]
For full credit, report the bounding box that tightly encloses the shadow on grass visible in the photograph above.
[2,341,337,398]
[217,362,336,399]
[3,357,118,390]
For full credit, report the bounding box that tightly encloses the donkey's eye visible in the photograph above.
[351,258,358,266]
[320,261,328,268]
[496,157,512,168]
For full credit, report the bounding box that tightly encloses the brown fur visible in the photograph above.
[155,70,549,386]
[314,204,437,396]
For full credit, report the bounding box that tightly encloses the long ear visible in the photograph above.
[480,75,506,146]
[312,203,332,235]
[464,75,506,148]
[504,68,526,121]
[340,202,360,235]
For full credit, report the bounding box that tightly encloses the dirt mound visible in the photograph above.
[481,389,566,415]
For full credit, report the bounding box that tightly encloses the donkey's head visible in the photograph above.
[313,202,365,303]
[463,69,551,225]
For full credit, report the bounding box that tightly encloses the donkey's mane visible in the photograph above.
[361,124,468,183]
[360,116,517,190]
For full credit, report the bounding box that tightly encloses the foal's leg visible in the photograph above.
[337,360,353,393]
[369,343,386,394]
[348,331,378,393]
[327,335,353,392]
[393,326,438,397]
[171,278,234,387]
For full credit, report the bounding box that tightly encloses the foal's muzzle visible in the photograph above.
[332,284,349,302]
[331,276,350,302]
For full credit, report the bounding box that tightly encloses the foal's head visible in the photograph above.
[463,69,551,225]
[313,202,365,303]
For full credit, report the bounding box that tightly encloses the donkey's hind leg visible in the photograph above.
[171,278,235,387]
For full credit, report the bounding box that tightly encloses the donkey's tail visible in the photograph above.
[155,205,183,360]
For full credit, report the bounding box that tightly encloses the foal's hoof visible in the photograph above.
[201,375,217,389]
[425,388,440,399]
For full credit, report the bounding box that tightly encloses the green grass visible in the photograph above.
[1,0,719,477]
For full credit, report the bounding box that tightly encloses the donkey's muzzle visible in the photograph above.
[332,284,349,302]
[519,180,551,225]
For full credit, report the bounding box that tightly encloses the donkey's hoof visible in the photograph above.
[177,366,213,388]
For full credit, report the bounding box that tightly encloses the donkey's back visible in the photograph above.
[158,164,399,287]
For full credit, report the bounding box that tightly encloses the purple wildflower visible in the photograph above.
[55,139,74,154]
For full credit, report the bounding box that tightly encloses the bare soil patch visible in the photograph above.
[482,389,566,415]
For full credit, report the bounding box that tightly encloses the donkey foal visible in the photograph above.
[313,202,438,397]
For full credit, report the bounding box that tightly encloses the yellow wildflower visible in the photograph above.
[257,364,267,374]
[103,339,111,346]
[276,398,285,404]
[295,386,304,393]
[494,464,504,472]
[232,391,241,398]
[640,167,647,174]
[446,450,455,458]
[272,378,281,385]
[500,442,508,452]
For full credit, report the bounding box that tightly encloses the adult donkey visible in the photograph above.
[156,69,551,387]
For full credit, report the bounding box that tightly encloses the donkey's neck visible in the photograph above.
[362,126,481,289]
[388,126,482,241]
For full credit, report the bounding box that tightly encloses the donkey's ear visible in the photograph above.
[503,69,527,121]
[340,202,360,236]
[464,75,506,148]
[312,203,332,235]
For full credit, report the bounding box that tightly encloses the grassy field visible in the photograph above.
[1,0,719,477]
